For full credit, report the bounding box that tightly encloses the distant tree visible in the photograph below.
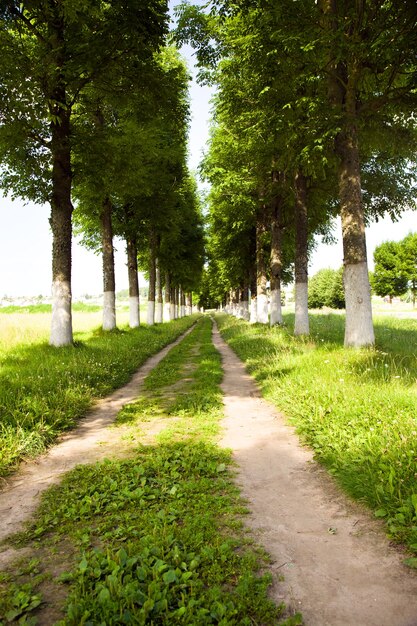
[399,234,417,307]
[371,241,409,302]
[308,268,345,310]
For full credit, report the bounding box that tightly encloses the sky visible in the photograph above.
[0,4,415,298]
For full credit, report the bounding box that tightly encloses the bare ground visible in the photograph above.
[1,320,417,625]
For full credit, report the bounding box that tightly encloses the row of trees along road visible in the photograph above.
[0,1,204,346]
[371,233,417,305]
[177,0,417,346]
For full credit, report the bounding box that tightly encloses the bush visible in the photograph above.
[308,268,345,309]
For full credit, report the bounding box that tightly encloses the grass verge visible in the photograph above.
[0,315,199,477]
[216,312,417,561]
[0,317,300,625]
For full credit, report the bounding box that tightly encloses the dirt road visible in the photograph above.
[212,322,417,626]
[1,319,417,625]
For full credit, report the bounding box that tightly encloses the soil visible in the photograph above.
[1,320,417,625]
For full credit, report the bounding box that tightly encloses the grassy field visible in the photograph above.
[1,318,298,625]
[0,311,196,477]
[216,311,417,561]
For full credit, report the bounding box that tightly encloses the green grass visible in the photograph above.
[0,315,200,477]
[216,312,417,556]
[0,303,104,314]
[1,317,298,625]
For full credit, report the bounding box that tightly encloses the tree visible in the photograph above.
[0,0,168,345]
[399,233,417,307]
[308,268,345,310]
[371,241,408,302]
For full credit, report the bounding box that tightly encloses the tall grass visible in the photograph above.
[216,312,417,554]
[0,314,199,477]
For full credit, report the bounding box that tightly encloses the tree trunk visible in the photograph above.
[180,289,186,317]
[175,286,180,318]
[170,286,176,320]
[186,292,192,316]
[249,268,257,324]
[240,283,250,321]
[101,197,116,331]
[49,102,73,345]
[126,234,140,328]
[256,208,269,324]
[155,258,163,323]
[164,272,171,321]
[294,169,310,336]
[337,120,374,346]
[147,231,156,326]
[320,0,374,347]
[270,189,283,326]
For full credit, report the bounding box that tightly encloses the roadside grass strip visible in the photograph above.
[0,315,199,477]
[0,317,299,625]
[216,312,417,561]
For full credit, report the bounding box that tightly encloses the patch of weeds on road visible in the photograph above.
[1,317,299,625]
[216,312,417,557]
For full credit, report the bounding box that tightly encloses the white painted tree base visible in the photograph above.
[103,291,116,331]
[147,300,155,326]
[180,305,186,318]
[186,306,192,316]
[294,282,309,335]
[170,303,176,320]
[164,303,171,322]
[257,293,269,324]
[155,302,163,324]
[250,298,257,324]
[129,296,140,328]
[270,289,282,326]
[241,301,250,321]
[50,280,73,346]
[344,262,375,346]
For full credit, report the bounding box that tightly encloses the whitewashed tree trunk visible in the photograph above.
[343,262,374,346]
[147,231,156,326]
[51,280,72,346]
[101,197,116,331]
[180,289,186,318]
[337,121,374,346]
[49,104,73,347]
[250,299,257,323]
[126,234,140,328]
[155,258,163,323]
[170,286,176,320]
[103,291,116,330]
[295,283,309,335]
[147,300,155,326]
[164,272,171,322]
[257,293,269,324]
[270,289,282,326]
[294,169,309,336]
[186,292,192,316]
[256,210,269,324]
[270,181,283,326]
[129,297,140,328]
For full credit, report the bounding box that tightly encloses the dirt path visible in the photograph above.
[2,319,417,625]
[0,326,194,568]
[212,322,417,626]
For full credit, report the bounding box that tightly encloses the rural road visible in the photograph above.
[213,321,417,626]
